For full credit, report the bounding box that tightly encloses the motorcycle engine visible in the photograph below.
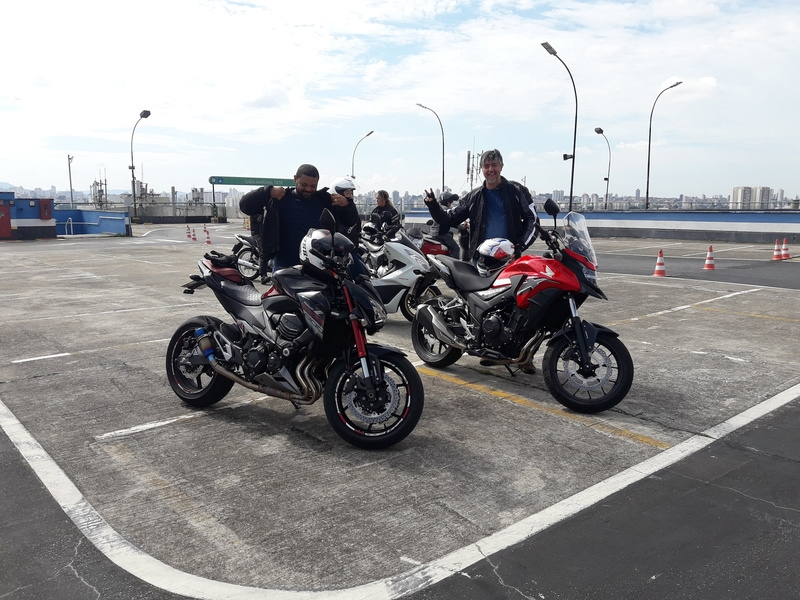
[480,309,516,350]
[244,313,308,376]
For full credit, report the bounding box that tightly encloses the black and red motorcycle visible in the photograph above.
[166,210,424,449]
[411,199,633,413]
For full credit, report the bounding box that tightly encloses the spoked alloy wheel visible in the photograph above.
[324,352,424,449]
[166,317,234,407]
[236,248,259,280]
[542,331,633,413]
[400,284,441,322]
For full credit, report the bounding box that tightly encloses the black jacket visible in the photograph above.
[426,177,538,259]
[239,185,360,272]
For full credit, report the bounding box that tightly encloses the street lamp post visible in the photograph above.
[129,109,151,218]
[542,42,578,211]
[645,81,682,209]
[350,130,373,179]
[416,103,445,198]
[67,155,75,209]
[594,128,611,210]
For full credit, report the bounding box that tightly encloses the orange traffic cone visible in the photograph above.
[205,230,212,245]
[653,249,667,277]
[186,225,191,239]
[703,246,715,270]
[772,239,782,260]
[781,238,791,260]
[191,228,197,242]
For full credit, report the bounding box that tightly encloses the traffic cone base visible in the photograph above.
[703,245,715,270]
[653,249,667,277]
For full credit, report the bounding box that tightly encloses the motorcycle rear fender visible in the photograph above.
[547,320,619,349]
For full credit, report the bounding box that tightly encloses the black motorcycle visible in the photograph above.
[167,210,424,449]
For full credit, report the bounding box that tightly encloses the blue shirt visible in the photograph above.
[483,187,509,240]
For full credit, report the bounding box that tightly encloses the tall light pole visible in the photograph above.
[542,42,578,211]
[130,109,151,218]
[595,128,611,209]
[67,155,75,209]
[416,103,445,198]
[645,81,681,209]
[351,130,373,179]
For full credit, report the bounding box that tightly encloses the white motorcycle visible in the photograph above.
[360,216,441,322]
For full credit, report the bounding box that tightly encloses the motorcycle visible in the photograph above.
[406,220,456,257]
[411,198,633,413]
[166,210,425,449]
[359,215,441,322]
[230,233,261,281]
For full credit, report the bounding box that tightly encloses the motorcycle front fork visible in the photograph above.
[567,296,595,375]
[342,285,380,397]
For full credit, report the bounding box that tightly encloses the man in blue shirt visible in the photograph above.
[424,149,538,262]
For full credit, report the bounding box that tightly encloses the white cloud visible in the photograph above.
[1,0,799,199]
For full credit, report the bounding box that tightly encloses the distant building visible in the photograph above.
[732,186,771,209]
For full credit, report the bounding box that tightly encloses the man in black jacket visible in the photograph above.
[239,164,359,280]
[424,149,538,261]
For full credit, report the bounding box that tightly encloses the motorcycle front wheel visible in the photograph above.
[324,351,424,449]
[236,247,259,281]
[400,284,441,322]
[166,317,234,408]
[542,331,633,413]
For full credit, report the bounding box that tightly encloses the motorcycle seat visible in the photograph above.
[435,255,498,292]
[219,280,263,306]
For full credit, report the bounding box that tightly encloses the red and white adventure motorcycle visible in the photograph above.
[411,199,633,413]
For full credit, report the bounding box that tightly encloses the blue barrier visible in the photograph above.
[55,210,131,236]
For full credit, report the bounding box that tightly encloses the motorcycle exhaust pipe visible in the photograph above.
[208,359,312,403]
[416,305,467,350]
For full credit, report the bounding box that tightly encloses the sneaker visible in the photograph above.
[519,363,537,374]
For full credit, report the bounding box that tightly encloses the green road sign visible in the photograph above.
[208,176,294,186]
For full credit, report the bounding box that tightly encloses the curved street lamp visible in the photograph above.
[645,81,682,209]
[595,127,611,210]
[130,109,151,218]
[416,103,445,198]
[542,42,578,211]
[350,130,373,179]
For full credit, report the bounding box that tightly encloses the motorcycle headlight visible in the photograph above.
[582,265,597,286]
[368,296,387,328]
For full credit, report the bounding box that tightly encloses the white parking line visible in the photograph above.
[2,383,798,599]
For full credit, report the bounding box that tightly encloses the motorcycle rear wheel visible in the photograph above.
[410,309,463,368]
[236,248,259,281]
[400,284,441,322]
[324,352,424,449]
[166,317,235,408]
[542,331,633,413]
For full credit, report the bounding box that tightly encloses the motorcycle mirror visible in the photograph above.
[319,208,336,234]
[544,198,560,218]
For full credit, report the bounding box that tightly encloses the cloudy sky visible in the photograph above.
[2,0,798,201]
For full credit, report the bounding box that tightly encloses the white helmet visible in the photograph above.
[476,238,515,277]
[299,228,354,270]
[329,176,357,195]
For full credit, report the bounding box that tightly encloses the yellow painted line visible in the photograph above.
[417,366,670,449]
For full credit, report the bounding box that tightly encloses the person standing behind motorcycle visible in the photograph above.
[424,149,538,261]
[428,192,461,257]
[371,190,399,230]
[328,176,362,246]
[239,164,359,280]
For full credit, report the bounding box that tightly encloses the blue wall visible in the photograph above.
[55,209,131,236]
